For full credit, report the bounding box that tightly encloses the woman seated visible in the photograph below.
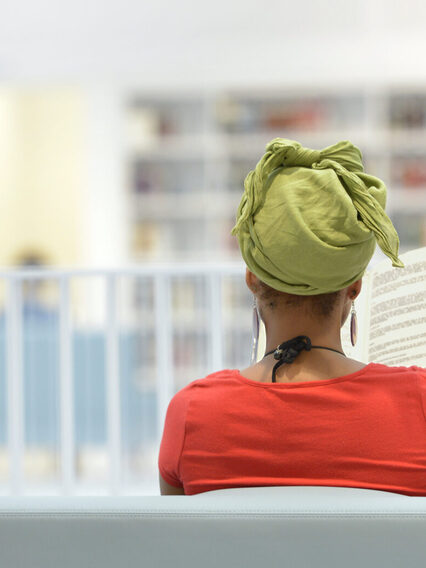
[159,137,426,497]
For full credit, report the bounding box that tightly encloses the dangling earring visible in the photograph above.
[350,299,357,347]
[250,295,260,364]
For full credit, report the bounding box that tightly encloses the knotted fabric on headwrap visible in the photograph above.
[231,138,404,295]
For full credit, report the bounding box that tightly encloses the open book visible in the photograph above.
[254,246,426,367]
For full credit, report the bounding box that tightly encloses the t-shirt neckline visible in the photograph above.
[231,362,376,388]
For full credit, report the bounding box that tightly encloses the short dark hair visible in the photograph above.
[255,279,341,319]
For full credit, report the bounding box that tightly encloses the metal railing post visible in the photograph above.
[59,275,75,495]
[6,276,24,495]
[106,274,121,494]
[207,272,224,371]
[154,273,174,446]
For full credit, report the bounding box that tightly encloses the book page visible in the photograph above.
[367,246,426,367]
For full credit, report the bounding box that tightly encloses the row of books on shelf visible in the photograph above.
[391,158,426,186]
[130,218,240,257]
[122,312,252,330]
[127,94,426,140]
[129,158,426,193]
[129,215,426,258]
[130,160,205,194]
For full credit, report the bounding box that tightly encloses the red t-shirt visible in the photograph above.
[158,362,426,496]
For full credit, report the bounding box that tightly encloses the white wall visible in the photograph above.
[84,88,128,268]
[1,0,426,87]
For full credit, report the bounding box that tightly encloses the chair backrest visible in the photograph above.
[0,486,425,568]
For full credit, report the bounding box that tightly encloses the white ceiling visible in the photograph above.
[1,0,426,86]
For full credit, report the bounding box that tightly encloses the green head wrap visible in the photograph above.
[231,137,405,295]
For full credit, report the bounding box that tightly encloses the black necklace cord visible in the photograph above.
[262,335,346,383]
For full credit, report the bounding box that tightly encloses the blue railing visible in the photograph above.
[0,263,250,495]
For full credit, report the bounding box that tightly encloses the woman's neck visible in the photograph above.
[262,323,345,356]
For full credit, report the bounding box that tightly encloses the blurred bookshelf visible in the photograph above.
[124,86,426,265]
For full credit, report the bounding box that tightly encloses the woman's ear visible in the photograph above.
[349,279,362,301]
[245,268,256,294]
